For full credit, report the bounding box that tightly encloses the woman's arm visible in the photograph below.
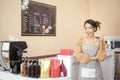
[97,40,106,62]
[74,37,90,64]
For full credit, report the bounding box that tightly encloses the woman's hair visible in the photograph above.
[84,19,101,32]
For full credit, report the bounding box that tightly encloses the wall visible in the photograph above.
[0,0,89,56]
[0,0,120,57]
[90,0,120,36]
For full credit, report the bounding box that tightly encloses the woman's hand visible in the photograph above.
[99,33,104,42]
[90,56,98,60]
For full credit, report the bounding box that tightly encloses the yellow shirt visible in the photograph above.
[74,37,106,64]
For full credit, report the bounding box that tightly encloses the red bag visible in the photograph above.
[50,59,60,78]
[60,49,73,55]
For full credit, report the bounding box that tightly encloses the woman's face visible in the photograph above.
[84,23,96,37]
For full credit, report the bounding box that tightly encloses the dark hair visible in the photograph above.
[84,19,101,32]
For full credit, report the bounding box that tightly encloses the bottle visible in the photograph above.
[60,60,67,77]
[107,39,111,49]
[23,58,28,77]
[27,59,32,77]
[42,25,46,34]
[34,59,40,78]
[30,59,35,78]
[20,57,25,76]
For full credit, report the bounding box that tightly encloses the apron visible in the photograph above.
[79,44,103,80]
[81,67,95,78]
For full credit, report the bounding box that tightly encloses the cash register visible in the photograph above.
[0,41,27,74]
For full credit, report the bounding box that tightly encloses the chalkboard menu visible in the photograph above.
[21,0,56,36]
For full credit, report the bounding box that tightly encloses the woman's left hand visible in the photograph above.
[90,56,98,60]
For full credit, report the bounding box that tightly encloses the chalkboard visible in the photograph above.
[21,0,56,36]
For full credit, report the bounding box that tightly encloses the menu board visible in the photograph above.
[21,0,56,36]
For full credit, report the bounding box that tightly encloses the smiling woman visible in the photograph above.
[74,19,106,80]
[84,19,101,37]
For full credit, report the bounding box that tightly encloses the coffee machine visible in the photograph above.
[0,41,27,74]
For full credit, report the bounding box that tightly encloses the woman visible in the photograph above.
[74,19,106,80]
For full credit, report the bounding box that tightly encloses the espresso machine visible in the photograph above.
[0,41,27,74]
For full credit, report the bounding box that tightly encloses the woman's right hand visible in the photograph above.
[90,56,98,60]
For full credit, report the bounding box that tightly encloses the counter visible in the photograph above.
[0,49,115,80]
[0,68,70,80]
[101,49,115,80]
